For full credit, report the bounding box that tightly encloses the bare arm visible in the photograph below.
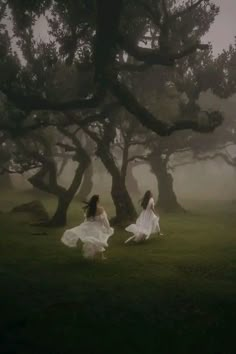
[150,198,159,215]
[98,207,112,231]
[150,198,155,213]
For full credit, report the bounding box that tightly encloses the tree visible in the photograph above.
[29,128,91,226]
[2,126,91,226]
[83,116,138,224]
[1,0,233,222]
[0,0,223,137]
[126,4,236,211]
[149,139,185,212]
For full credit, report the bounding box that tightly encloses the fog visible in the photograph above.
[2,0,236,212]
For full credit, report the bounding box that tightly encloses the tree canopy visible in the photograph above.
[0,0,227,136]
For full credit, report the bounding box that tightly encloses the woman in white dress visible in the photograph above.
[125,190,163,243]
[61,195,114,260]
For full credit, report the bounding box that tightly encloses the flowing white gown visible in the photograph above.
[125,197,160,243]
[61,211,114,259]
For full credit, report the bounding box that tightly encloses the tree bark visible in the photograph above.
[29,147,90,227]
[150,155,184,212]
[111,173,137,224]
[48,194,71,227]
[97,146,137,224]
[47,157,90,227]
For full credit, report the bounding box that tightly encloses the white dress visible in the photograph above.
[125,198,160,243]
[61,211,114,259]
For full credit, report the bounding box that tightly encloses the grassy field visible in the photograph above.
[0,191,236,354]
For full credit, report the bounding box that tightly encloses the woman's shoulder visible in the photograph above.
[149,197,155,205]
[96,206,105,215]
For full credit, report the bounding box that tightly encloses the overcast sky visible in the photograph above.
[8,0,236,57]
[204,0,235,54]
[34,0,235,55]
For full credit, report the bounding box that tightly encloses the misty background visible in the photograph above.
[3,0,236,204]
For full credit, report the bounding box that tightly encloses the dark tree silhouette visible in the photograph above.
[3,127,90,227]
[0,0,223,136]
[83,118,138,225]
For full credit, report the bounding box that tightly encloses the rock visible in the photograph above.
[11,200,49,223]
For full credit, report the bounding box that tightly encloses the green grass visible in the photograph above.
[0,192,236,354]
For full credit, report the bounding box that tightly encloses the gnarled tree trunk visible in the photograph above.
[29,145,91,227]
[97,146,137,224]
[49,155,90,227]
[48,194,71,227]
[150,155,184,212]
[111,172,137,224]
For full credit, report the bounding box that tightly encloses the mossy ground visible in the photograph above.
[0,191,235,354]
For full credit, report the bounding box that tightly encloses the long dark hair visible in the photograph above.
[140,190,152,210]
[83,195,99,218]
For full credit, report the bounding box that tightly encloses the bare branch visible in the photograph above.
[171,42,209,60]
[0,102,120,136]
[83,126,101,144]
[1,89,104,112]
[128,155,149,163]
[118,34,174,65]
[170,150,236,170]
[118,32,209,65]
[109,79,223,136]
[57,142,76,152]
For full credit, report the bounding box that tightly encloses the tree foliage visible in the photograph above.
[0,0,227,136]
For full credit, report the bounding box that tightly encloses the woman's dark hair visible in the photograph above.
[83,195,99,218]
[140,190,152,210]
